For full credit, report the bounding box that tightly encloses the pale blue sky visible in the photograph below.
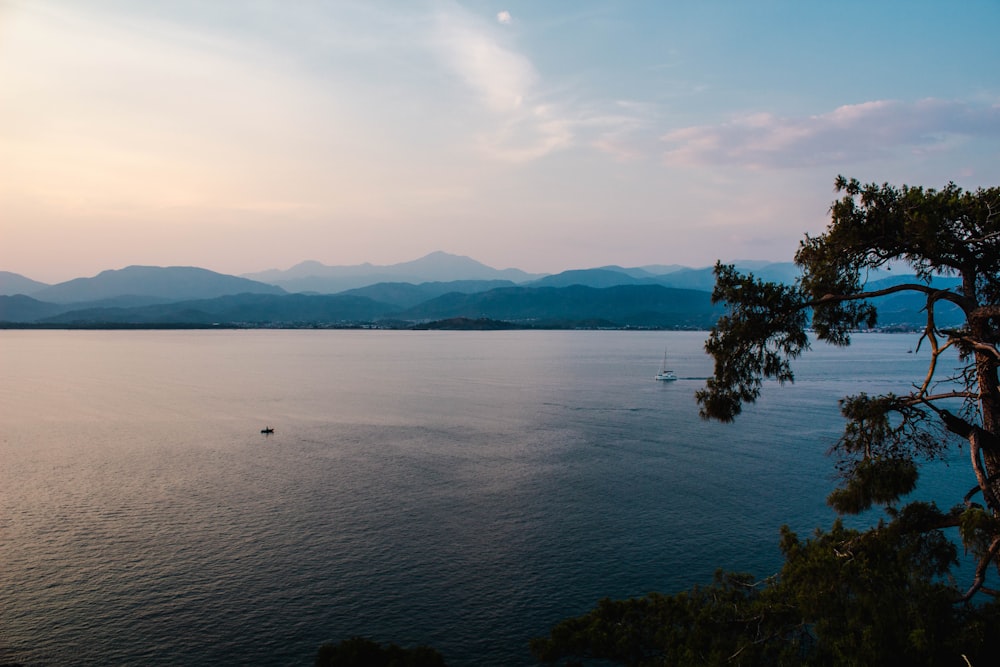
[2,0,998,282]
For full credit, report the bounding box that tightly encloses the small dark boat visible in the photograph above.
[261,427,274,434]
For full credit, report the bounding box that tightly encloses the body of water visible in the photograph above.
[0,330,970,665]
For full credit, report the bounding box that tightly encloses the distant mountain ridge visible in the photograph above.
[3,254,805,299]
[32,293,395,326]
[6,284,723,329]
[528,268,655,289]
[1,254,932,329]
[29,266,286,304]
[243,251,544,294]
[0,295,68,322]
[396,284,722,328]
[0,271,49,296]
[338,280,519,309]
[242,253,807,295]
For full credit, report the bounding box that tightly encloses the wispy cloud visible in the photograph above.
[475,104,573,162]
[661,99,1000,168]
[430,7,650,164]
[433,9,535,114]
[432,8,572,162]
[585,101,658,161]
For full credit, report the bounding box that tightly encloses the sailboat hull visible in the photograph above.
[655,348,677,381]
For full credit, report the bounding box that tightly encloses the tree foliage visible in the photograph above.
[534,177,1000,664]
[315,636,446,667]
[698,176,1000,601]
[533,519,1000,665]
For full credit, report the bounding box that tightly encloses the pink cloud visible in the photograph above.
[661,99,1000,168]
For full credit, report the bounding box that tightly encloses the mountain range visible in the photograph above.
[0,252,958,329]
[242,251,544,294]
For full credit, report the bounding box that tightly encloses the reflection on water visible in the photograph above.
[0,330,964,665]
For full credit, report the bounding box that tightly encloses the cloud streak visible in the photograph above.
[430,6,650,164]
[661,99,1000,168]
[433,10,535,114]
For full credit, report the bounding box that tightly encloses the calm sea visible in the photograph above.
[0,330,970,666]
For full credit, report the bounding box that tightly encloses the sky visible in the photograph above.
[2,1,999,283]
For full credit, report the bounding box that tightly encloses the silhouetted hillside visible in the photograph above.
[40,293,394,325]
[0,271,49,296]
[528,268,653,289]
[0,295,69,322]
[338,280,517,309]
[397,284,723,328]
[656,262,802,291]
[19,284,722,328]
[244,251,542,293]
[2,260,959,330]
[34,266,286,304]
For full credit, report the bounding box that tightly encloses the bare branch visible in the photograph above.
[967,229,1000,245]
[941,334,1000,361]
[958,536,1000,603]
[970,430,1000,513]
[964,475,1000,506]
[916,308,954,398]
[906,392,980,405]
[808,283,971,313]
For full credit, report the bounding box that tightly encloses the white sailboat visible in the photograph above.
[655,349,677,381]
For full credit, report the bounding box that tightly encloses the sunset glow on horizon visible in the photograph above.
[2,0,998,283]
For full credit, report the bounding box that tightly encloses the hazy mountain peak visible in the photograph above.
[530,268,647,288]
[243,251,545,293]
[0,271,49,296]
[33,265,286,304]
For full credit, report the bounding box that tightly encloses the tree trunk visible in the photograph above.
[963,270,1000,513]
